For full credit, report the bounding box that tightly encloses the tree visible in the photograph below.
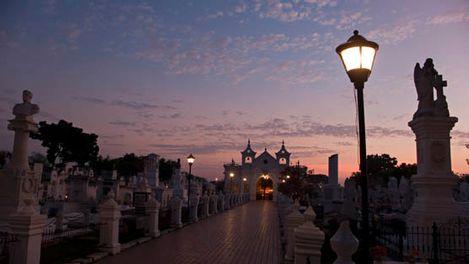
[29,152,49,166]
[350,154,417,187]
[159,158,179,183]
[114,153,144,177]
[30,120,99,166]
[92,156,116,175]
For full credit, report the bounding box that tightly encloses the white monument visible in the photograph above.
[0,90,46,264]
[406,58,459,226]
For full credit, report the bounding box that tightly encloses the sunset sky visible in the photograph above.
[1,0,468,183]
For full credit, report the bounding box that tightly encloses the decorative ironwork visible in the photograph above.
[372,216,469,264]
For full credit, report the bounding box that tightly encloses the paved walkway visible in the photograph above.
[99,201,281,264]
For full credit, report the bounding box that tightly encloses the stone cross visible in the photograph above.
[434,74,449,116]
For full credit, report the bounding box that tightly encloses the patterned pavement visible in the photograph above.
[99,201,281,264]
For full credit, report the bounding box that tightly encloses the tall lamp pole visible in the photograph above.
[229,172,234,193]
[187,154,195,206]
[336,30,379,263]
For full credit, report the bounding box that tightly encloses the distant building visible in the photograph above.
[223,140,291,202]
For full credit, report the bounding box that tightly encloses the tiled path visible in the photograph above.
[99,201,281,264]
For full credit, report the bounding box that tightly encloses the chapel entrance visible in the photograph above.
[256,176,273,200]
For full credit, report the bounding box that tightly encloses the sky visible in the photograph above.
[1,0,469,183]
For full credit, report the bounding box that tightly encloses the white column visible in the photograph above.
[406,116,459,226]
[99,194,121,255]
[189,195,199,222]
[210,194,218,214]
[170,196,182,228]
[218,194,225,212]
[8,202,46,264]
[224,194,231,210]
[202,194,210,217]
[330,221,358,264]
[285,202,306,262]
[145,196,160,238]
[294,221,325,264]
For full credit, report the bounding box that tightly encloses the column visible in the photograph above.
[145,196,160,238]
[99,194,121,255]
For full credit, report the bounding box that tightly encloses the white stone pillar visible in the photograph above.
[202,194,210,217]
[99,194,121,255]
[8,201,46,264]
[224,194,231,210]
[145,196,160,238]
[406,116,459,226]
[189,195,199,223]
[294,221,325,264]
[218,194,225,212]
[285,203,306,262]
[170,196,182,228]
[210,194,218,214]
[330,221,358,264]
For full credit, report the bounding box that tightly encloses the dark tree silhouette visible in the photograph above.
[114,153,144,177]
[350,154,417,186]
[30,120,99,165]
[28,152,49,166]
[159,158,179,183]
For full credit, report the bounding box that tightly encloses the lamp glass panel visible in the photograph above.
[340,47,360,71]
[361,46,376,70]
[187,157,195,164]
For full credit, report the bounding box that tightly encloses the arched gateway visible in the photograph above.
[223,140,291,202]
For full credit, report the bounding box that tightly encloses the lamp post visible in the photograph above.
[336,30,379,263]
[229,172,234,193]
[187,154,195,205]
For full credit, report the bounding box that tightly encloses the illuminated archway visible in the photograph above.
[256,175,273,200]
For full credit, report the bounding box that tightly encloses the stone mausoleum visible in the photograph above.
[223,140,291,202]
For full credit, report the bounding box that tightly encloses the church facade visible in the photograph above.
[223,140,291,202]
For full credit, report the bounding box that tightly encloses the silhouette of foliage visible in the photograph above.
[28,152,49,166]
[114,153,144,177]
[159,158,180,183]
[30,120,99,166]
[350,154,417,187]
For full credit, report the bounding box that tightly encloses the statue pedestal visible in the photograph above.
[406,116,459,226]
[0,118,40,227]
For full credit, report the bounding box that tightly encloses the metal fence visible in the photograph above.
[373,217,469,263]
[0,232,17,264]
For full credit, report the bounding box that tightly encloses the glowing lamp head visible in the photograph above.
[282,179,286,183]
[336,30,379,85]
[286,175,290,179]
[187,154,195,164]
[243,177,247,182]
[229,172,234,178]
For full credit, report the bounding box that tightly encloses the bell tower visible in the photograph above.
[241,139,256,165]
[275,140,290,167]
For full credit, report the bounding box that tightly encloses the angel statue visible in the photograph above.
[413,58,437,118]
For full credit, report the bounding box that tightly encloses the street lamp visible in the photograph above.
[336,30,379,263]
[187,154,195,205]
[243,177,247,193]
[286,175,290,179]
[229,172,235,193]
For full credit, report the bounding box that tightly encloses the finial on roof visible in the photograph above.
[248,138,251,145]
[265,146,267,151]
[282,139,285,145]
